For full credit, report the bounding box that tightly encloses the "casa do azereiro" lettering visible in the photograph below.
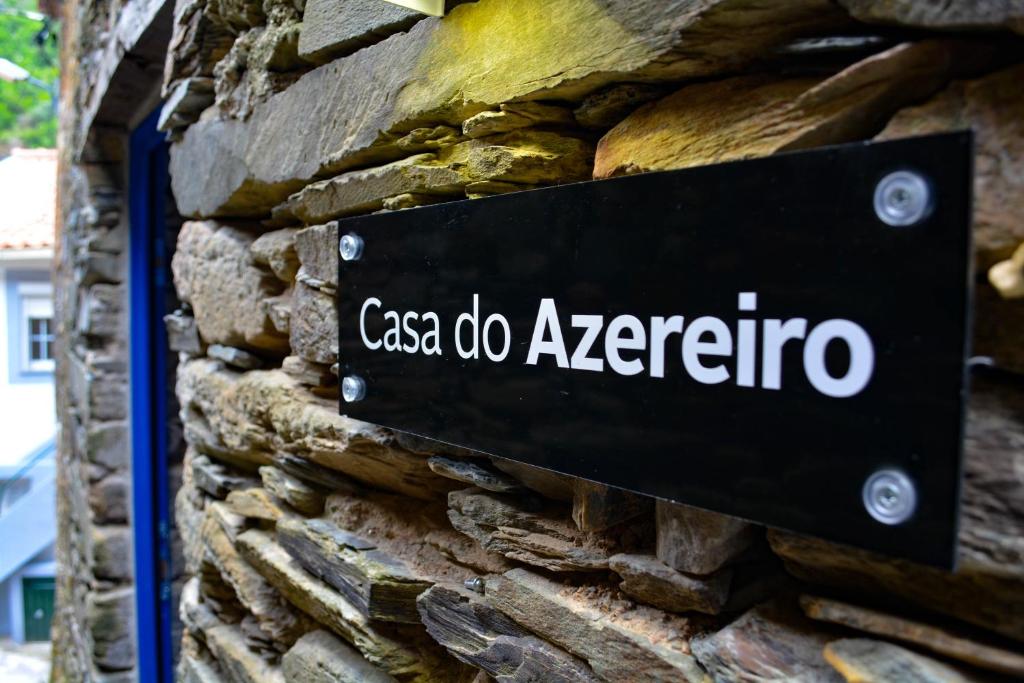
[358,292,875,398]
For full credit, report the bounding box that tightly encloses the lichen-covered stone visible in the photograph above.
[275,131,593,224]
[462,102,575,138]
[277,516,432,623]
[170,0,848,217]
[237,529,470,681]
[172,221,289,353]
[594,40,990,179]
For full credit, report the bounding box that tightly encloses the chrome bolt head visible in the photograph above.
[464,577,485,593]
[862,469,916,525]
[339,233,364,261]
[341,375,367,403]
[873,171,931,227]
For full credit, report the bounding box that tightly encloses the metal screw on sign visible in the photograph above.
[862,469,917,525]
[341,375,367,403]
[340,233,364,261]
[873,171,932,227]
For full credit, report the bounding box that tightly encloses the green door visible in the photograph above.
[22,577,55,642]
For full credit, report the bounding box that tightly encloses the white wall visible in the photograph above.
[0,254,56,468]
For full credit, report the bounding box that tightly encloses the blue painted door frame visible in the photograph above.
[129,106,174,683]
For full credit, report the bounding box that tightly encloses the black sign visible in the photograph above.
[337,133,972,568]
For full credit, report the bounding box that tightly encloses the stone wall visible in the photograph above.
[55,0,1024,681]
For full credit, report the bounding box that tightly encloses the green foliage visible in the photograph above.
[0,0,58,149]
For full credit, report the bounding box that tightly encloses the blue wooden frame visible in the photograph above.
[129,106,174,683]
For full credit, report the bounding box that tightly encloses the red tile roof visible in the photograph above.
[0,148,56,251]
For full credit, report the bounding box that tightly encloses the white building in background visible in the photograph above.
[0,148,58,643]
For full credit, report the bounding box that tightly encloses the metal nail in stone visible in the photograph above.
[464,577,485,593]
[862,469,916,525]
[341,375,367,402]
[339,233,364,261]
[873,170,931,227]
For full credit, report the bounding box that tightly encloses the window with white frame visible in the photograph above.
[18,283,55,373]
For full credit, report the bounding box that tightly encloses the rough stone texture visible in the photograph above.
[428,456,522,493]
[837,0,1024,33]
[92,526,133,583]
[290,282,337,364]
[250,228,299,283]
[207,344,265,370]
[172,221,289,353]
[88,587,136,671]
[204,621,287,683]
[226,487,288,522]
[879,64,1024,271]
[488,458,574,501]
[158,76,215,132]
[293,222,337,289]
[176,359,453,498]
[201,507,311,647]
[801,595,1024,678]
[192,451,259,498]
[277,516,433,623]
[448,488,626,572]
[282,630,398,683]
[824,639,982,683]
[487,568,708,682]
[770,376,1024,642]
[170,0,849,217]
[237,529,471,682]
[691,601,843,683]
[259,466,324,515]
[462,102,574,138]
[657,500,757,575]
[609,553,731,615]
[417,584,599,682]
[594,40,991,179]
[574,83,668,129]
[166,310,205,354]
[324,490,514,582]
[988,242,1024,299]
[297,0,423,64]
[275,131,593,225]
[572,480,651,532]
